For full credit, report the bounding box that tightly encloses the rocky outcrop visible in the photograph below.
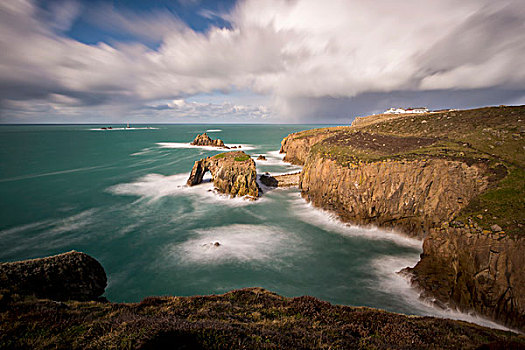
[0,251,106,301]
[279,106,525,330]
[300,155,489,238]
[403,227,525,331]
[190,133,228,148]
[260,172,300,188]
[279,129,336,165]
[187,151,259,198]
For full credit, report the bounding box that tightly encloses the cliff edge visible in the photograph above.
[280,105,525,330]
[1,252,523,349]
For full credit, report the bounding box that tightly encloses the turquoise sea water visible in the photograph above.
[0,124,505,329]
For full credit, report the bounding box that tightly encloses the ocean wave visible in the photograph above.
[170,224,299,265]
[205,129,222,132]
[0,166,108,183]
[107,172,264,206]
[289,193,422,249]
[156,142,255,151]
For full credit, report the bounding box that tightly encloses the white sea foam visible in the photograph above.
[0,209,97,254]
[0,166,107,183]
[289,193,422,249]
[89,127,159,131]
[372,255,517,332]
[156,142,255,151]
[205,129,222,132]
[107,172,263,206]
[171,224,297,265]
[254,149,303,174]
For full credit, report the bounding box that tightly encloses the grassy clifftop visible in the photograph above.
[292,106,524,236]
[2,288,523,349]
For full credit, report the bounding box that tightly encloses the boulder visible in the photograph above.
[0,251,107,301]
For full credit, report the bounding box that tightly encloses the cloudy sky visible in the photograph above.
[1,0,524,124]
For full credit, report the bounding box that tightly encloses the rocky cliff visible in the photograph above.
[187,151,259,198]
[0,251,106,301]
[280,105,525,330]
[190,133,228,148]
[1,253,523,349]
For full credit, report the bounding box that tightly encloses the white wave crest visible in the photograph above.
[107,173,262,206]
[372,255,516,332]
[90,127,159,131]
[171,224,298,265]
[289,194,422,249]
[205,129,222,132]
[156,142,255,151]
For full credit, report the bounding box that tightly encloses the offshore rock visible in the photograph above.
[0,251,106,301]
[190,133,229,148]
[187,151,259,198]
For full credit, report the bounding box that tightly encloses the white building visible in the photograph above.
[384,107,428,114]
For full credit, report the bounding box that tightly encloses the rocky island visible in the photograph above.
[187,151,260,199]
[279,105,525,331]
[1,251,523,349]
[190,133,229,148]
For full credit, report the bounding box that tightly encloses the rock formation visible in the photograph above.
[280,105,525,330]
[260,172,300,188]
[256,155,267,160]
[187,151,260,198]
[0,251,106,301]
[190,133,229,148]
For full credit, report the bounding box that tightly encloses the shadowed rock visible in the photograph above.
[0,251,106,301]
[190,133,229,149]
[187,151,259,198]
[260,172,300,188]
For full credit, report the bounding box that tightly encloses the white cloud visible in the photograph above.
[0,0,524,122]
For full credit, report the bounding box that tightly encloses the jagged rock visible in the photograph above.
[0,251,106,301]
[491,224,502,232]
[187,151,260,198]
[190,133,229,149]
[257,155,267,160]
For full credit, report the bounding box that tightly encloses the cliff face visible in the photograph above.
[301,155,488,238]
[0,251,106,301]
[187,151,259,198]
[280,106,525,330]
[405,227,525,330]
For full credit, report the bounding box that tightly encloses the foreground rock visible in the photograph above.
[190,133,229,148]
[280,105,525,330]
[1,252,523,349]
[0,251,106,301]
[187,151,259,198]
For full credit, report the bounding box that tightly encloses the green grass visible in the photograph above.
[234,154,250,161]
[213,153,227,159]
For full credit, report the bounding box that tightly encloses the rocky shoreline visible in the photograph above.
[279,105,525,331]
[1,251,523,349]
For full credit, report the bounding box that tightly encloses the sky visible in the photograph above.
[0,0,524,124]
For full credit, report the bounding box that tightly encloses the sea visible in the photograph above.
[0,124,507,330]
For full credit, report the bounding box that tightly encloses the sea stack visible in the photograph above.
[190,133,229,149]
[187,151,260,199]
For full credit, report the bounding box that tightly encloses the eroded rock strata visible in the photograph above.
[190,133,229,148]
[187,151,259,198]
[0,251,106,301]
[280,105,525,330]
[1,252,523,349]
